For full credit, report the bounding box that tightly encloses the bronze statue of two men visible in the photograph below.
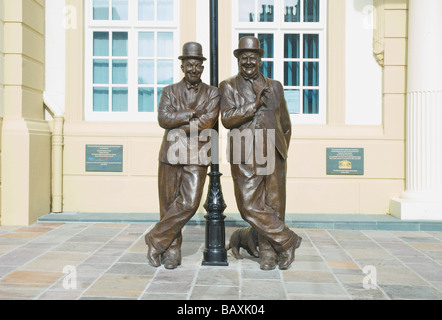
[145,37,302,271]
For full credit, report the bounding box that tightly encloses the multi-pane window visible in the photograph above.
[234,0,326,123]
[86,0,179,121]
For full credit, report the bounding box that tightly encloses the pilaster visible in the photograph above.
[391,0,442,220]
[1,0,51,225]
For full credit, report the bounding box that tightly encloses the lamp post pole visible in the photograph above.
[202,0,229,267]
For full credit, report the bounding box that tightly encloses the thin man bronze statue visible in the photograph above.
[145,42,220,269]
[220,36,302,270]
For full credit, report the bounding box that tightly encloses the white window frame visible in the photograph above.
[232,0,327,124]
[85,0,180,122]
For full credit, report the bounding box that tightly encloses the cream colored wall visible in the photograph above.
[217,0,407,215]
[285,0,407,214]
[1,0,51,225]
[62,0,408,216]
[0,0,5,220]
[0,0,4,118]
[62,0,202,214]
[287,0,407,214]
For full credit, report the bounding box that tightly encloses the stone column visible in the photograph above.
[390,0,442,220]
[1,0,51,225]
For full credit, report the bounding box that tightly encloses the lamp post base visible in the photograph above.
[202,171,229,267]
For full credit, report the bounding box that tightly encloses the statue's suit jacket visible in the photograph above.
[158,79,220,166]
[220,74,292,164]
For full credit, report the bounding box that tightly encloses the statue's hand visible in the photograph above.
[255,87,270,111]
[193,109,204,119]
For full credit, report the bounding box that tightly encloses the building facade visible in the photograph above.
[0,0,440,226]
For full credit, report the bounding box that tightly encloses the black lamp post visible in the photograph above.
[202,0,229,267]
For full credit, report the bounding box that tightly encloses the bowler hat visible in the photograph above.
[234,36,265,58]
[178,42,207,61]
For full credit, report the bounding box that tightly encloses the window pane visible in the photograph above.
[93,32,109,57]
[93,0,109,20]
[112,0,128,20]
[304,90,319,114]
[158,60,174,85]
[112,88,128,112]
[112,32,128,57]
[239,0,255,22]
[284,34,300,59]
[258,0,274,22]
[112,60,128,84]
[284,0,300,22]
[284,62,299,86]
[139,0,154,20]
[158,33,174,58]
[158,0,174,21]
[304,62,319,86]
[284,89,300,114]
[304,34,319,58]
[258,34,274,58]
[304,0,320,22]
[138,60,155,84]
[139,32,154,57]
[93,88,109,112]
[260,61,273,79]
[93,60,109,84]
[138,88,155,112]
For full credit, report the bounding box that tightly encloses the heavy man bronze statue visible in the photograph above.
[145,42,220,269]
[220,36,302,270]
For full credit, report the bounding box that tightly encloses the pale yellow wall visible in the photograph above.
[61,0,408,216]
[0,0,5,220]
[63,0,187,213]
[283,0,407,214]
[218,0,407,215]
[180,0,196,47]
[1,0,51,225]
[0,0,4,118]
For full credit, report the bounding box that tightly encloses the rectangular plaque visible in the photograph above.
[327,148,364,175]
[86,145,123,172]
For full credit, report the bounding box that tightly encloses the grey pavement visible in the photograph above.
[1,218,442,301]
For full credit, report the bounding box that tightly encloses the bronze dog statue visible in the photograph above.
[226,227,259,259]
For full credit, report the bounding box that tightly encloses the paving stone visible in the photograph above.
[380,285,442,300]
[241,269,281,280]
[83,274,152,298]
[0,283,49,299]
[282,270,337,283]
[37,289,84,300]
[19,252,90,272]
[140,293,188,300]
[154,267,198,283]
[241,280,286,300]
[190,285,240,300]
[1,270,64,284]
[196,267,239,286]
[106,262,157,276]
[376,266,430,286]
[343,283,389,300]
